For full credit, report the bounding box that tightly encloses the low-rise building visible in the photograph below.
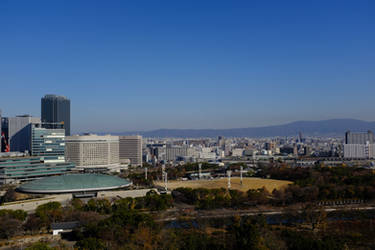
[0,156,74,185]
[232,148,244,157]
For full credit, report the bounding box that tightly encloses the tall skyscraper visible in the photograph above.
[41,95,71,136]
[119,136,143,166]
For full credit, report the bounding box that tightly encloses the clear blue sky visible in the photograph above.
[0,0,374,133]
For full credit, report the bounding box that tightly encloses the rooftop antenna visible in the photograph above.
[227,170,232,190]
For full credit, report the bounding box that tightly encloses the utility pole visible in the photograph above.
[199,163,202,179]
[240,166,243,186]
[162,165,165,181]
[164,172,168,191]
[227,170,232,189]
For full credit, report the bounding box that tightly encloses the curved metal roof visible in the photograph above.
[18,174,132,194]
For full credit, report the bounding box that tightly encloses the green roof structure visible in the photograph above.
[18,174,132,194]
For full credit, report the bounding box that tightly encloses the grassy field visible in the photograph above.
[155,177,292,192]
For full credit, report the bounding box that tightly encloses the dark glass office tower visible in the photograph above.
[41,95,71,136]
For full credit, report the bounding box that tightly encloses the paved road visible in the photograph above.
[0,189,155,212]
[0,194,72,212]
[156,205,375,222]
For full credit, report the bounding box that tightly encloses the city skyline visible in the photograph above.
[1,1,374,132]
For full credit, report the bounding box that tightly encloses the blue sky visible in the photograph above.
[0,0,374,133]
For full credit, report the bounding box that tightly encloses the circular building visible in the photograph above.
[18,174,132,194]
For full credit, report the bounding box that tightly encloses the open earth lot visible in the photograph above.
[155,177,292,192]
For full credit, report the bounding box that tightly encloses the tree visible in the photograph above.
[75,237,106,250]
[85,199,112,214]
[0,209,27,221]
[1,188,17,203]
[24,214,43,234]
[231,217,269,250]
[130,226,156,250]
[35,202,62,225]
[0,217,23,239]
[145,191,173,211]
[113,197,137,211]
[301,204,327,232]
[247,188,270,205]
[70,198,84,210]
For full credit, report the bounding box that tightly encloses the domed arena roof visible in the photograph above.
[18,174,132,194]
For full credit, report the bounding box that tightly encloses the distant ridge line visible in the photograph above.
[88,119,375,138]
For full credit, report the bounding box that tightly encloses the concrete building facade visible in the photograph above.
[165,145,188,162]
[344,131,375,159]
[344,143,375,159]
[31,123,66,163]
[345,131,374,144]
[119,135,142,166]
[0,156,74,185]
[1,115,41,153]
[65,134,120,172]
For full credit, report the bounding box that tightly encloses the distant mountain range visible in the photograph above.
[99,119,375,138]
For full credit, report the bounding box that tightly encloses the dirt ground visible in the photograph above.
[155,177,292,192]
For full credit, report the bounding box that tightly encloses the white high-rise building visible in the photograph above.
[344,131,375,159]
[65,134,120,172]
[344,143,375,159]
[119,135,142,166]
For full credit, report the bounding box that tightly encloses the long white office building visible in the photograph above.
[65,134,121,172]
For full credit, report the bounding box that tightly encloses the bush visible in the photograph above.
[26,242,53,250]
[35,202,62,225]
[85,199,112,214]
[75,237,106,250]
[0,209,27,221]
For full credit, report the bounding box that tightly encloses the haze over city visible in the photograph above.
[1,1,374,133]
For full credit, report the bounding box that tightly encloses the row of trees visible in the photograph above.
[73,212,363,249]
[262,166,375,204]
[173,184,375,210]
[173,187,269,209]
[83,190,173,214]
[0,191,173,242]
[172,166,375,210]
